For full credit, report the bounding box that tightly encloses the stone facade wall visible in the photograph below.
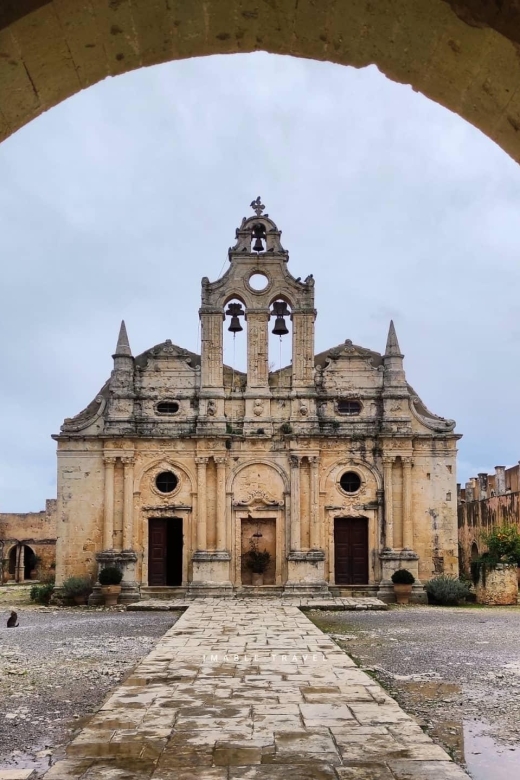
[458,463,520,575]
[0,499,57,580]
[475,563,518,606]
[53,206,460,599]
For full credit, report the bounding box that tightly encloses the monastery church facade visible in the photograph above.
[54,202,460,602]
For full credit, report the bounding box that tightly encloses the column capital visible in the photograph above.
[214,456,227,466]
[104,455,118,465]
[121,456,135,466]
[402,456,413,466]
[308,455,320,466]
[382,456,396,466]
[195,456,210,465]
[290,454,302,468]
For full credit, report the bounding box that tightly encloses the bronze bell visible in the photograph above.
[271,300,290,336]
[226,301,245,333]
[252,237,264,252]
[228,315,243,333]
[272,316,289,336]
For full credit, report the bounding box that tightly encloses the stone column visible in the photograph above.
[402,456,413,550]
[478,473,488,500]
[215,456,227,551]
[195,457,209,551]
[122,456,134,551]
[246,309,270,391]
[495,466,506,496]
[200,310,224,389]
[291,310,315,388]
[103,456,117,550]
[465,481,474,502]
[290,455,302,551]
[383,457,395,550]
[309,456,320,549]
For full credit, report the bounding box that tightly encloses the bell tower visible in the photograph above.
[198,199,316,434]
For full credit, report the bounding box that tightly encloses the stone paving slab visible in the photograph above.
[42,599,470,779]
[127,596,388,612]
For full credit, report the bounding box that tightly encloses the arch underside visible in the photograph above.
[1,1,520,162]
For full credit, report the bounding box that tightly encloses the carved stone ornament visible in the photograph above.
[207,400,217,417]
[253,399,264,416]
[233,490,284,508]
[299,402,309,416]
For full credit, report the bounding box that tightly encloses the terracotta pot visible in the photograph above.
[29,570,39,580]
[394,583,413,605]
[252,573,264,586]
[101,584,121,607]
[73,594,88,605]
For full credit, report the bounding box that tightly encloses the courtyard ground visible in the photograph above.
[310,604,520,780]
[0,586,179,778]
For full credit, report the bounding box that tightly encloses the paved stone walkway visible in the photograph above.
[43,599,470,780]
[128,596,388,612]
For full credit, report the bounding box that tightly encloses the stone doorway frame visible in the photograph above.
[233,507,284,586]
[326,508,380,585]
[141,506,192,587]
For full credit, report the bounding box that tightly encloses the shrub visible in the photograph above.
[244,540,271,574]
[425,575,471,605]
[481,525,520,564]
[99,566,123,586]
[30,582,55,604]
[280,422,293,435]
[61,576,93,599]
[391,569,415,585]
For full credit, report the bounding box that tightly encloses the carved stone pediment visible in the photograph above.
[233,490,284,508]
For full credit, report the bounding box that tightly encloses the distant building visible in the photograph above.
[52,202,460,602]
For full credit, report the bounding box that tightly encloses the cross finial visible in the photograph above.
[250,196,265,217]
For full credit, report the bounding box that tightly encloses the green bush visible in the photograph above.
[425,574,471,605]
[30,582,55,604]
[61,576,92,599]
[391,569,415,585]
[244,540,271,574]
[481,525,520,563]
[99,566,123,586]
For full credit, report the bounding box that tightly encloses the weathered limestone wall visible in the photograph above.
[0,499,57,576]
[475,563,518,606]
[458,462,520,575]
[1,0,520,167]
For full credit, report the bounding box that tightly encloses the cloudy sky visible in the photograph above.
[1,52,519,512]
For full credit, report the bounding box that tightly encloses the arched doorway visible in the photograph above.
[7,543,37,581]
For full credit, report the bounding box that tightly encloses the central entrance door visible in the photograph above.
[334,517,369,585]
[148,518,183,586]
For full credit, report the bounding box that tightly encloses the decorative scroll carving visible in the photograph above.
[233,490,284,508]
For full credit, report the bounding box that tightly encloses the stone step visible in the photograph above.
[140,586,188,600]
[329,585,381,598]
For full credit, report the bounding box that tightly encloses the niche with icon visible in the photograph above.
[240,517,276,586]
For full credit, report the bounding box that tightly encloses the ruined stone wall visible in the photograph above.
[458,489,520,575]
[0,499,57,576]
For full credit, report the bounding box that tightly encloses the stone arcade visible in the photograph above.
[53,202,460,602]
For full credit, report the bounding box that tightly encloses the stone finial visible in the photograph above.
[114,320,132,357]
[250,196,265,217]
[384,320,403,357]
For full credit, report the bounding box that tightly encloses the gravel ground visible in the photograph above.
[310,604,520,778]
[0,588,179,778]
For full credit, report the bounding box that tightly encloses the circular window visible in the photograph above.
[340,471,362,493]
[156,401,179,415]
[248,272,269,291]
[155,471,178,494]
[337,399,362,416]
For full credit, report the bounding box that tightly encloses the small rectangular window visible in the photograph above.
[337,399,361,416]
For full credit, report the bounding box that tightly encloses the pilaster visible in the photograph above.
[103,456,117,550]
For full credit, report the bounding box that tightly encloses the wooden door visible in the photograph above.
[148,518,167,586]
[334,517,369,585]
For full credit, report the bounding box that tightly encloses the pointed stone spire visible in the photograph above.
[385,320,403,357]
[114,320,132,357]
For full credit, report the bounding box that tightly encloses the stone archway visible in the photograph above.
[1,1,520,163]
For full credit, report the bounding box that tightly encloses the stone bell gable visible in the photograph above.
[53,200,461,602]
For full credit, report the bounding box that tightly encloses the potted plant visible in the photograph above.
[98,566,123,606]
[61,575,93,605]
[391,568,415,604]
[244,539,271,586]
